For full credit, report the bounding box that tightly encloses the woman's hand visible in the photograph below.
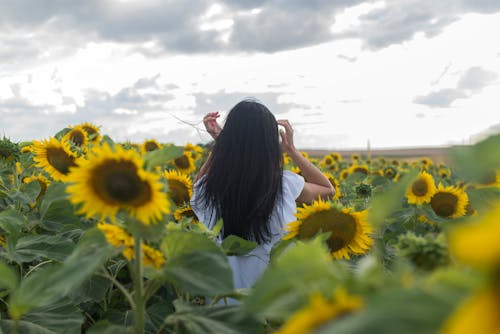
[277,119,297,155]
[203,112,222,139]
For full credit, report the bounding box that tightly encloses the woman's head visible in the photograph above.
[197,99,283,243]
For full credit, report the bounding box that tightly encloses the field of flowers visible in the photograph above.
[1,123,499,334]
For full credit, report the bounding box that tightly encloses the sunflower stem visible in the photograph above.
[132,236,145,334]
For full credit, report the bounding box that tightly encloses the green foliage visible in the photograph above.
[396,232,449,271]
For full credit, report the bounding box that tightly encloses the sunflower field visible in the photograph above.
[1,123,500,334]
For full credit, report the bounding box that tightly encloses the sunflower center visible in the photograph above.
[411,179,429,196]
[325,157,333,165]
[353,167,368,175]
[46,147,77,174]
[83,126,96,136]
[145,141,160,152]
[174,155,190,169]
[92,160,152,206]
[167,179,190,205]
[70,130,86,146]
[430,192,458,217]
[299,210,357,252]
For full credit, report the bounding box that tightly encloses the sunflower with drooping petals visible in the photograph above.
[67,144,170,225]
[406,171,437,205]
[283,198,373,260]
[32,137,80,181]
[164,169,193,206]
[142,244,166,269]
[439,167,451,179]
[172,151,196,174]
[78,122,101,143]
[141,139,162,153]
[98,222,135,260]
[63,125,89,147]
[323,172,341,200]
[274,289,363,334]
[429,183,468,219]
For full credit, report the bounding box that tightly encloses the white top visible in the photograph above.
[190,170,305,289]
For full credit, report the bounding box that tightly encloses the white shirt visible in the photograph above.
[190,170,305,289]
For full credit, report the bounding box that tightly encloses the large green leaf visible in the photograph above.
[39,183,81,232]
[0,300,82,334]
[244,240,345,320]
[368,169,418,229]
[12,235,75,262]
[163,251,233,296]
[164,300,263,334]
[0,209,27,240]
[221,235,257,256]
[450,134,500,183]
[8,228,114,319]
[0,261,18,291]
[316,286,464,334]
[144,146,185,170]
[161,230,220,259]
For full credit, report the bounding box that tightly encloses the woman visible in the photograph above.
[190,100,334,289]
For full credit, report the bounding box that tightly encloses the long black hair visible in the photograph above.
[197,100,283,244]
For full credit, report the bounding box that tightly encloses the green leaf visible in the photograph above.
[165,301,263,334]
[221,235,257,256]
[0,209,27,240]
[39,183,81,232]
[13,235,75,262]
[368,169,418,229]
[86,322,134,334]
[0,261,18,291]
[9,228,114,319]
[450,134,500,183]
[144,146,185,170]
[0,301,82,334]
[316,287,464,334]
[163,251,233,296]
[244,240,345,320]
[161,230,220,259]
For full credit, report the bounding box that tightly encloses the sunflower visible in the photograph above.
[174,205,199,223]
[33,137,80,181]
[0,235,6,248]
[351,154,360,161]
[97,222,135,260]
[330,152,342,163]
[406,171,437,205]
[339,169,350,181]
[383,166,398,180]
[429,183,468,219]
[348,164,369,176]
[442,286,500,334]
[391,159,400,166]
[274,289,363,334]
[78,122,101,143]
[283,198,373,260]
[323,172,341,200]
[63,125,89,147]
[23,174,50,204]
[300,151,310,159]
[290,166,302,176]
[419,157,433,167]
[164,169,193,206]
[141,139,162,153]
[184,143,204,160]
[66,144,170,225]
[142,244,166,269]
[172,151,196,174]
[283,153,291,165]
[448,203,500,269]
[439,168,451,179]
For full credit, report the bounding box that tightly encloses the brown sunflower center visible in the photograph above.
[83,126,97,136]
[354,167,368,175]
[91,160,152,206]
[299,210,357,252]
[70,130,86,146]
[167,179,190,205]
[174,155,190,169]
[144,141,160,152]
[411,179,429,196]
[46,147,78,174]
[430,192,458,218]
[325,157,333,165]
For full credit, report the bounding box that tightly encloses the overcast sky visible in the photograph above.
[1,0,499,149]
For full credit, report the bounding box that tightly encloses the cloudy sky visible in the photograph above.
[1,0,499,149]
